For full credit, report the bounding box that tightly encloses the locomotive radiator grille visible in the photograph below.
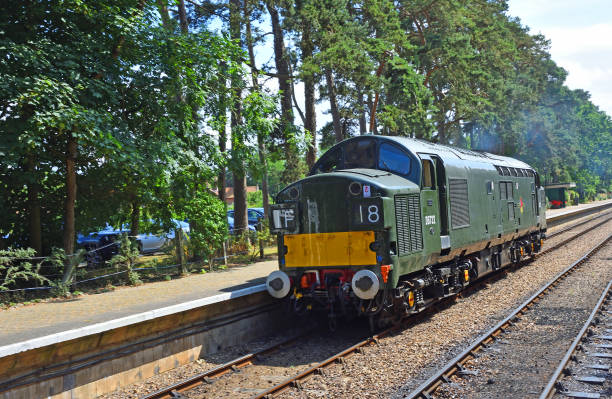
[449,178,470,228]
[395,194,423,254]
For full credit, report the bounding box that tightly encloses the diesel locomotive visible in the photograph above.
[266,136,546,327]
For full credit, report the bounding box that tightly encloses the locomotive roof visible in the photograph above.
[344,136,533,170]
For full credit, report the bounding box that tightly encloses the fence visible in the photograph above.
[0,228,274,297]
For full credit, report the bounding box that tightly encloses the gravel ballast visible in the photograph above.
[434,240,612,399]
[101,217,612,399]
[284,219,612,399]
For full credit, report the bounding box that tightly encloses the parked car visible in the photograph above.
[137,220,189,253]
[77,219,189,255]
[227,216,256,234]
[77,224,126,266]
[227,208,265,228]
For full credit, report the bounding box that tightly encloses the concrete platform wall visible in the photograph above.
[0,292,284,399]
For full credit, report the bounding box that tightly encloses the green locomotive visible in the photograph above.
[266,136,546,327]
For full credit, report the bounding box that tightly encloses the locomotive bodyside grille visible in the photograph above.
[449,178,470,228]
[395,194,423,254]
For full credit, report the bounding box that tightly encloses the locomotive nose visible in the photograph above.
[266,270,291,298]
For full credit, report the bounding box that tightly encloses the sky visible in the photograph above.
[507,0,612,116]
[215,1,612,138]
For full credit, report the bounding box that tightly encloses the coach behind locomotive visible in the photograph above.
[266,136,546,327]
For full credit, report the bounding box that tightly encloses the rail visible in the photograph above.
[539,279,612,399]
[404,234,611,399]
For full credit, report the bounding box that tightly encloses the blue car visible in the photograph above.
[227,216,256,234]
[227,208,265,228]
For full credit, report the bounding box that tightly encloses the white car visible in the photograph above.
[137,220,190,253]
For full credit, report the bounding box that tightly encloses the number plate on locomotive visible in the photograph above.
[350,197,384,229]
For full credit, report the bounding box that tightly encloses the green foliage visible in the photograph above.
[247,191,263,208]
[182,192,228,267]
[48,248,86,290]
[0,248,50,292]
[109,234,141,285]
[246,190,274,208]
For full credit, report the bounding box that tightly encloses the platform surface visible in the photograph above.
[545,198,612,218]
[0,259,276,348]
[0,199,610,351]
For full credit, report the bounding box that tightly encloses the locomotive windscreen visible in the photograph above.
[311,137,418,184]
[344,139,376,169]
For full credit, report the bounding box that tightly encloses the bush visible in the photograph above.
[183,192,228,267]
[568,190,580,206]
[109,234,141,285]
[0,248,50,292]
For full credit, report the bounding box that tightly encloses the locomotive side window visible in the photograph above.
[421,159,435,189]
[500,182,507,200]
[344,139,376,169]
[378,143,412,177]
[506,182,513,200]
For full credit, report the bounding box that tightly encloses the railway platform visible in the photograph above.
[0,259,276,348]
[546,198,612,218]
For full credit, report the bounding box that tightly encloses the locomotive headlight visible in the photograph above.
[266,270,291,298]
[351,269,380,300]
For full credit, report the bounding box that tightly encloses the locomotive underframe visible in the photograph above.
[284,230,544,329]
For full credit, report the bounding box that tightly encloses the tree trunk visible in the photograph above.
[302,26,317,169]
[358,91,367,135]
[366,93,376,135]
[245,1,270,218]
[218,125,227,203]
[61,135,77,284]
[157,0,171,27]
[326,69,343,143]
[217,61,227,204]
[437,115,447,144]
[26,155,42,255]
[129,199,140,237]
[233,171,248,234]
[259,139,270,218]
[177,0,189,33]
[267,1,299,184]
[229,0,248,234]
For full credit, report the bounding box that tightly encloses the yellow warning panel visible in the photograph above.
[284,231,377,267]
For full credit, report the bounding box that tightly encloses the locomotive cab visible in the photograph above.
[267,136,423,320]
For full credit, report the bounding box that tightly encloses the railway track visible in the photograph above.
[540,280,612,399]
[140,216,612,399]
[404,234,611,399]
[547,209,612,238]
[140,331,312,399]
